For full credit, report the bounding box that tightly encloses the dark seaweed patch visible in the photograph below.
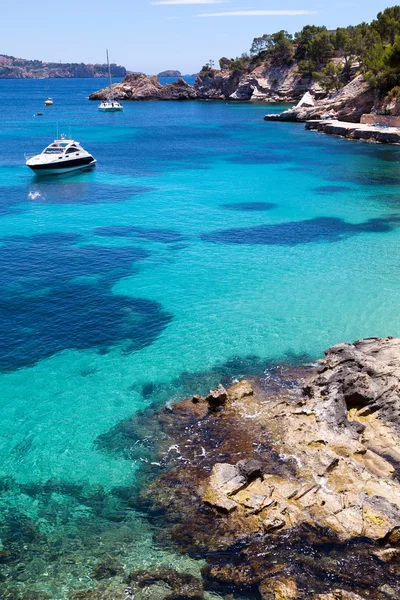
[200,216,400,246]
[227,151,291,165]
[141,382,158,399]
[327,172,400,187]
[0,185,27,216]
[221,202,277,211]
[313,185,352,194]
[94,226,186,244]
[0,233,172,371]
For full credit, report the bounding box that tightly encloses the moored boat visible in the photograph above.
[25,137,96,175]
[98,49,123,112]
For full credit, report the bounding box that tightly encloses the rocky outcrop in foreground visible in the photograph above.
[132,337,400,600]
[75,337,400,599]
[89,73,197,101]
[264,75,375,122]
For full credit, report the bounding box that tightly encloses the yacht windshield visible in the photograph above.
[43,147,63,154]
[43,142,70,155]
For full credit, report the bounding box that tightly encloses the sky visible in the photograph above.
[0,0,394,74]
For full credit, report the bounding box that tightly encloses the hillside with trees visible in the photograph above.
[195,6,400,104]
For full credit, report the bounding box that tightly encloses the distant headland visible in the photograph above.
[0,54,126,79]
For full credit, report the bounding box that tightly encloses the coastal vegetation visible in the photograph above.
[201,6,400,97]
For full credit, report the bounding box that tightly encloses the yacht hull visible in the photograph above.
[28,158,96,176]
[98,106,123,112]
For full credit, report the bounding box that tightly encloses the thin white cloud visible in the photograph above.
[152,0,226,5]
[196,9,317,16]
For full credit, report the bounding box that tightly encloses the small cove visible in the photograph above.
[1,77,400,598]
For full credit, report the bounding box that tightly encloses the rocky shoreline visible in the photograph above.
[89,62,317,103]
[78,337,400,599]
[305,120,400,145]
[263,75,400,145]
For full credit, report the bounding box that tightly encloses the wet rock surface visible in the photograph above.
[130,337,400,599]
[125,568,204,600]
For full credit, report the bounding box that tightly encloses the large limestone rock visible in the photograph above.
[295,91,315,108]
[305,336,400,435]
[194,62,320,102]
[265,75,375,122]
[130,338,400,599]
[89,73,196,101]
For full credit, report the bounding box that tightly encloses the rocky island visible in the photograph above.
[157,70,182,77]
[89,73,196,101]
[80,336,400,599]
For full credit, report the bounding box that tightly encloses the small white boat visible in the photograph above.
[44,79,53,105]
[98,49,123,112]
[98,99,123,111]
[26,136,96,176]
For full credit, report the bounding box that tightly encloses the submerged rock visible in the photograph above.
[125,568,204,600]
[259,576,298,600]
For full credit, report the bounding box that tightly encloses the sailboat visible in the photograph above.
[44,79,53,106]
[98,50,123,112]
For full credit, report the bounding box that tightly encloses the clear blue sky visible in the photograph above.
[1,0,394,74]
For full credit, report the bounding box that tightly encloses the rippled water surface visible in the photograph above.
[1,77,400,598]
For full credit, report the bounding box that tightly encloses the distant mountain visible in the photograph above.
[157,70,181,77]
[0,54,127,79]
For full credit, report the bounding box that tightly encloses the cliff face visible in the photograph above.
[264,75,376,123]
[89,73,196,101]
[195,60,321,102]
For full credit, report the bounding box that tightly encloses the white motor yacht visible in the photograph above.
[98,50,123,112]
[26,137,96,175]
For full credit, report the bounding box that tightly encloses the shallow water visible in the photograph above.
[1,77,400,597]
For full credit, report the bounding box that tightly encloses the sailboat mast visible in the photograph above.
[107,49,113,101]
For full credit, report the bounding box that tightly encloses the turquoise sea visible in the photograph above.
[1,76,400,598]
